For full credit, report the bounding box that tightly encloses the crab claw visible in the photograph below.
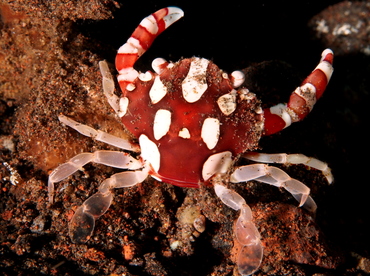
[115,7,184,91]
[263,49,334,135]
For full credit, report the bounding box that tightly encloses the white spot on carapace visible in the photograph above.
[152,58,168,74]
[138,71,153,82]
[118,97,129,117]
[255,120,264,132]
[153,109,171,140]
[149,76,168,104]
[201,118,220,150]
[217,90,237,115]
[230,70,245,88]
[239,88,253,101]
[126,83,136,91]
[182,58,209,103]
[202,151,232,181]
[178,128,190,139]
[255,106,263,114]
[139,134,160,172]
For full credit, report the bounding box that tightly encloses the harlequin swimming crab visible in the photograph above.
[48,7,334,275]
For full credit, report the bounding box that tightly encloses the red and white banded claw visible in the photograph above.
[263,49,334,135]
[115,7,184,91]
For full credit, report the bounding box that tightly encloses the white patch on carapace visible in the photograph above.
[202,151,232,181]
[178,128,190,139]
[201,118,220,150]
[269,103,292,129]
[255,119,264,132]
[149,76,168,104]
[138,71,153,82]
[118,97,129,117]
[217,90,237,115]
[182,58,209,103]
[152,58,168,74]
[294,83,317,111]
[139,134,160,172]
[126,83,136,91]
[238,88,253,101]
[230,70,245,88]
[153,109,171,140]
[255,106,263,114]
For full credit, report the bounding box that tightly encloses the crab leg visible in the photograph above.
[58,115,140,152]
[244,152,333,184]
[115,7,184,91]
[214,182,263,276]
[48,150,143,203]
[231,164,317,212]
[69,167,149,243]
[99,60,130,118]
[263,49,334,135]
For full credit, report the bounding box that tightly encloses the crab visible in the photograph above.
[48,7,334,275]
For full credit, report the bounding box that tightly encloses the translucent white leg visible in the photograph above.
[58,115,140,152]
[99,60,129,118]
[48,150,143,203]
[69,165,149,243]
[231,164,317,213]
[214,183,263,276]
[244,152,333,184]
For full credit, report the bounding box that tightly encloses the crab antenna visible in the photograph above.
[263,49,334,136]
[115,7,184,92]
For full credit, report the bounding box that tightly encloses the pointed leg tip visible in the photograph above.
[69,207,95,244]
[237,240,263,276]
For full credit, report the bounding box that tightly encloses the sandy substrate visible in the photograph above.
[1,1,369,275]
